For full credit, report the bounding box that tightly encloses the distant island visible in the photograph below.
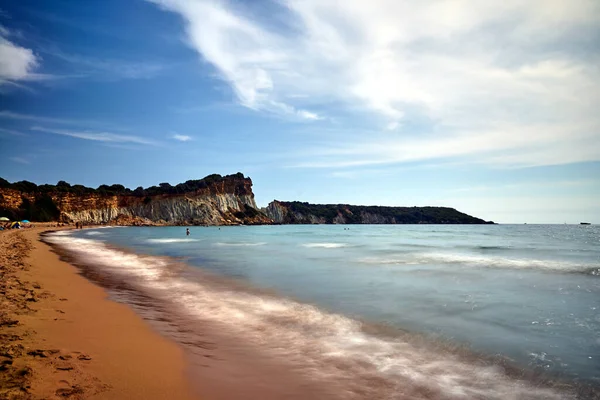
[0,174,493,225]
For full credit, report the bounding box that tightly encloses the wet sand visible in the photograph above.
[0,227,196,399]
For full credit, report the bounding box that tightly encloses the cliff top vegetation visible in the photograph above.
[0,173,247,197]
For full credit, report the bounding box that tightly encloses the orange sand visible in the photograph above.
[1,227,198,399]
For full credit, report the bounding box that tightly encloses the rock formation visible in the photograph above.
[0,174,270,226]
[0,175,493,225]
[265,201,493,224]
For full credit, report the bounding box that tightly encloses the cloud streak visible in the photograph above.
[9,157,29,164]
[31,126,157,145]
[148,0,600,168]
[171,133,192,141]
[0,111,105,126]
[47,50,166,80]
[0,127,27,136]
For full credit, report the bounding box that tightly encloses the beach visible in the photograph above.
[0,227,195,400]
[2,224,597,399]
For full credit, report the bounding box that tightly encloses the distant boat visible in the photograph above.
[580,222,591,225]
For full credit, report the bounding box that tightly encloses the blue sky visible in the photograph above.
[1,0,599,223]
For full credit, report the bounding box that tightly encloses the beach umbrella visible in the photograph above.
[0,217,9,222]
[21,220,30,223]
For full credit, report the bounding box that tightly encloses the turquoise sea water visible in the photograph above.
[48,225,600,398]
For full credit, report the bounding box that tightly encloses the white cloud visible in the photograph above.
[31,126,157,145]
[297,110,322,121]
[148,0,600,167]
[0,33,38,83]
[172,133,192,141]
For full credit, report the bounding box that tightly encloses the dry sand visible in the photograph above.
[0,227,198,400]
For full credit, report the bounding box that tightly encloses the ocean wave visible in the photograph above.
[146,238,201,243]
[475,245,512,251]
[44,231,571,400]
[84,231,106,236]
[214,242,267,247]
[302,243,351,248]
[359,253,598,275]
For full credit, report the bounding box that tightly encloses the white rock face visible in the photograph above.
[65,193,259,224]
[265,201,288,223]
[265,201,327,224]
[359,212,392,224]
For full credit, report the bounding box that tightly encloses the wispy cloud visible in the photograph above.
[148,0,600,168]
[287,122,600,169]
[450,179,600,193]
[171,133,192,142]
[31,126,157,145]
[47,50,166,80]
[0,127,26,136]
[9,157,29,164]
[147,0,323,120]
[0,111,101,126]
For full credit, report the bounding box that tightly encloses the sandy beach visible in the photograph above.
[0,226,361,400]
[0,227,197,400]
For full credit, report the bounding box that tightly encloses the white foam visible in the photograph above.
[46,232,167,280]
[146,238,201,243]
[84,231,106,236]
[214,242,266,247]
[45,231,570,400]
[303,243,350,248]
[360,252,595,273]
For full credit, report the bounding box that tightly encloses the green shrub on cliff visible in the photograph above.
[0,173,247,198]
[13,195,61,222]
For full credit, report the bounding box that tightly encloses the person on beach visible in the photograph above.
[186,228,190,236]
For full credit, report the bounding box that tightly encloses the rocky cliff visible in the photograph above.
[0,174,271,226]
[266,201,493,224]
[1,175,493,225]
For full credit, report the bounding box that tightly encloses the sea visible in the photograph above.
[45,224,600,399]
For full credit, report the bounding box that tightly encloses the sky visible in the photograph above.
[0,0,599,223]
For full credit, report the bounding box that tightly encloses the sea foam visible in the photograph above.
[359,252,598,274]
[147,238,201,243]
[214,242,267,247]
[45,231,571,400]
[303,243,351,248]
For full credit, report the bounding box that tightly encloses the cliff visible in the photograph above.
[265,201,493,224]
[0,175,493,226]
[0,174,271,226]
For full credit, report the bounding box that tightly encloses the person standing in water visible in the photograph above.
[186,228,190,236]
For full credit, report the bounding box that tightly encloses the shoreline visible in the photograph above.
[4,225,597,399]
[44,226,594,400]
[43,228,353,399]
[0,227,197,399]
